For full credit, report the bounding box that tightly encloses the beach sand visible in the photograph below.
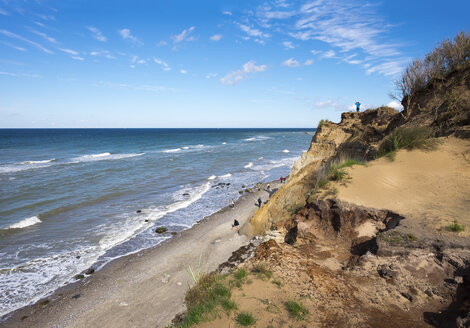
[2,182,280,328]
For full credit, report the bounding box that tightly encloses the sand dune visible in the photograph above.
[336,137,470,235]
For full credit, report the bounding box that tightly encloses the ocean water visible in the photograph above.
[0,128,314,317]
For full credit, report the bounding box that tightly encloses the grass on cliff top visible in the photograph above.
[377,126,437,161]
[317,119,332,129]
[177,273,235,327]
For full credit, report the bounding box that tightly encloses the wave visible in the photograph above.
[251,156,298,172]
[207,175,216,180]
[222,142,227,145]
[162,148,182,153]
[71,152,144,163]
[5,216,41,229]
[244,162,253,169]
[0,160,55,174]
[19,158,56,165]
[244,136,271,142]
[218,173,232,179]
[282,149,290,153]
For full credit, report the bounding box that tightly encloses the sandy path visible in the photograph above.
[336,137,470,236]
[2,184,278,328]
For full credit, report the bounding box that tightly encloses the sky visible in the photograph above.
[0,0,469,128]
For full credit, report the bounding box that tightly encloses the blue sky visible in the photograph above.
[0,0,469,128]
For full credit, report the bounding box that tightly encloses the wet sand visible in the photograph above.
[2,182,280,328]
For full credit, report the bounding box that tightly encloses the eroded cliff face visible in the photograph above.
[240,106,398,237]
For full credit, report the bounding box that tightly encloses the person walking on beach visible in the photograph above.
[355,101,361,112]
[257,197,262,207]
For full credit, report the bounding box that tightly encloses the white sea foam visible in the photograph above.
[282,149,290,153]
[6,216,41,229]
[181,146,190,150]
[0,159,56,174]
[71,152,144,163]
[258,157,263,160]
[222,142,227,145]
[218,173,232,179]
[244,136,271,141]
[207,175,216,180]
[0,245,99,317]
[244,162,253,169]
[251,156,298,172]
[162,148,181,153]
[19,158,56,165]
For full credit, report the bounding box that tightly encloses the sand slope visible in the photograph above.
[336,137,470,236]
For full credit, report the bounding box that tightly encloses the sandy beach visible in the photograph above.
[2,182,280,328]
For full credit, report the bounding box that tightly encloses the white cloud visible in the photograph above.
[180,69,188,74]
[60,48,79,56]
[238,24,270,39]
[131,55,146,65]
[322,50,336,58]
[171,26,195,43]
[87,27,107,42]
[0,71,41,78]
[90,50,114,59]
[282,58,300,67]
[71,56,84,61]
[0,40,26,52]
[157,40,168,46]
[154,58,171,71]
[31,30,58,44]
[310,49,321,55]
[210,34,223,41]
[314,99,349,111]
[220,60,267,85]
[119,28,142,45]
[366,59,408,76]
[0,8,9,16]
[387,100,403,110]
[205,73,218,79]
[304,59,314,66]
[283,41,295,49]
[222,11,232,16]
[0,29,53,54]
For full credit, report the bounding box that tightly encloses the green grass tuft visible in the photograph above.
[317,119,331,129]
[377,126,437,160]
[221,298,238,312]
[234,268,247,280]
[284,300,309,320]
[445,220,465,232]
[251,263,273,279]
[236,312,256,326]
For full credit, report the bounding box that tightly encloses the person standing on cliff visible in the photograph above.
[355,101,361,112]
[257,197,262,207]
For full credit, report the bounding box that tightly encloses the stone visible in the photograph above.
[85,268,95,275]
[155,227,168,234]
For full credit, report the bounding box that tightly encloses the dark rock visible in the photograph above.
[39,299,49,306]
[74,274,84,280]
[425,289,433,297]
[20,315,28,321]
[401,292,414,302]
[144,219,149,222]
[171,232,177,236]
[85,268,95,275]
[155,227,168,234]
[242,185,245,188]
[182,193,190,196]
[378,264,398,280]
[72,294,81,299]
[76,256,81,259]
[136,210,142,213]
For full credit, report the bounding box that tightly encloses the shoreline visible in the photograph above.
[2,180,282,328]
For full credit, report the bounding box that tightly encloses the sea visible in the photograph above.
[0,128,314,317]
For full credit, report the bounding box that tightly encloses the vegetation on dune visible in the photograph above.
[236,312,256,326]
[251,262,273,279]
[394,31,470,106]
[177,273,234,327]
[284,300,309,320]
[444,220,465,233]
[377,126,437,160]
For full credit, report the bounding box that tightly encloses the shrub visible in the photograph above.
[236,312,256,326]
[284,300,308,320]
[234,268,247,280]
[317,119,331,129]
[445,220,465,232]
[377,126,437,160]
[394,31,470,104]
